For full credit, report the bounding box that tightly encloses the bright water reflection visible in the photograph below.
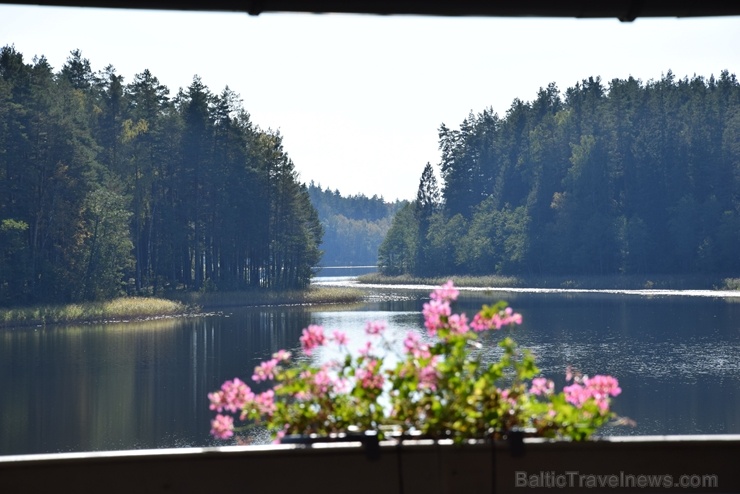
[0,285,738,455]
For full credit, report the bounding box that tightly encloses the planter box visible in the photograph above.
[1,435,738,493]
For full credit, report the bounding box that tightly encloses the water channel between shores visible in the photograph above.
[1,277,738,456]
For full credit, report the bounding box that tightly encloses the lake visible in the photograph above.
[1,281,739,456]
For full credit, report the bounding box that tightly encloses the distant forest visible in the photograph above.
[0,46,323,306]
[307,183,405,266]
[381,72,740,277]
[3,44,738,307]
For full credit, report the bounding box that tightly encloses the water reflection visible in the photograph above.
[0,288,738,455]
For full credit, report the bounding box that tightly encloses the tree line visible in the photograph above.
[380,72,740,278]
[307,183,405,266]
[0,46,323,306]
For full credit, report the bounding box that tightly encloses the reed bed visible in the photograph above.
[173,286,366,310]
[719,278,740,290]
[3,275,735,329]
[0,297,188,328]
[357,274,523,288]
[358,273,738,291]
[0,287,366,328]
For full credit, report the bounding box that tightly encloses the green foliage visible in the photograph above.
[413,162,441,276]
[378,202,418,275]
[0,46,324,306]
[0,219,29,304]
[307,182,404,266]
[0,297,186,327]
[77,185,134,300]
[384,71,740,279]
[209,282,622,443]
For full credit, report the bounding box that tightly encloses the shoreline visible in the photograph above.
[355,273,740,291]
[3,275,739,328]
[0,286,366,329]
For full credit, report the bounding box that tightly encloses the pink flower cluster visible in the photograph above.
[417,356,440,391]
[430,280,459,302]
[331,330,348,346]
[423,280,522,336]
[300,324,326,355]
[403,332,431,359]
[295,363,347,400]
[356,359,385,390]
[470,306,523,332]
[207,281,623,443]
[564,374,622,412]
[252,350,292,382]
[208,378,253,413]
[252,358,278,382]
[210,414,234,439]
[252,389,276,416]
[421,280,460,335]
[208,378,254,439]
[207,376,280,439]
[529,377,555,396]
[365,320,386,335]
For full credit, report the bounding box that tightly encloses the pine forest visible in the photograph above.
[2,44,739,306]
[380,72,740,279]
[0,46,323,306]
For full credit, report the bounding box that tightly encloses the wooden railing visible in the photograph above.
[1,435,738,493]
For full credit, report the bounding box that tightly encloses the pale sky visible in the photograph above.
[1,5,739,201]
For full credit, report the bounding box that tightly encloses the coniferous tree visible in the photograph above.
[414,162,440,276]
[0,46,325,305]
[382,70,740,280]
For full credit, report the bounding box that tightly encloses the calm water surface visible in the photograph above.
[1,281,739,455]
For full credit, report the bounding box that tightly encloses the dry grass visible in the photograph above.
[358,273,735,290]
[0,286,367,328]
[357,273,523,287]
[0,297,188,328]
[719,278,740,291]
[5,274,733,328]
[175,286,366,310]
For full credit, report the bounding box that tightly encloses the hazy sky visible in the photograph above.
[1,5,739,201]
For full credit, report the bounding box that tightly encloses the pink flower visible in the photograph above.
[272,428,288,444]
[332,376,350,393]
[563,383,590,407]
[563,376,620,412]
[530,377,554,396]
[499,388,517,407]
[272,349,291,361]
[430,280,459,302]
[422,299,451,335]
[252,358,279,382]
[584,375,622,397]
[299,325,326,355]
[210,414,234,439]
[365,320,386,336]
[208,378,253,413]
[312,368,333,394]
[469,313,489,332]
[506,315,523,327]
[403,332,431,359]
[447,313,469,334]
[470,306,523,332]
[418,356,440,390]
[331,330,349,346]
[584,375,621,412]
[358,340,374,356]
[253,389,276,416]
[356,359,384,390]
